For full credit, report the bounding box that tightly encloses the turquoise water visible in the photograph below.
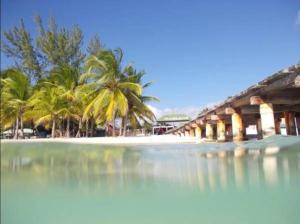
[1,136,300,224]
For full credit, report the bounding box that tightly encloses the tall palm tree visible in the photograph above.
[121,66,159,136]
[73,84,93,137]
[82,49,142,136]
[1,69,31,139]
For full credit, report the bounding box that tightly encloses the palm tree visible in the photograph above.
[121,66,159,136]
[47,65,81,137]
[1,51,158,139]
[0,99,17,133]
[1,69,31,139]
[82,49,142,136]
[25,85,64,138]
[73,85,93,137]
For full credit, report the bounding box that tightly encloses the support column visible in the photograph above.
[256,118,263,139]
[232,112,244,141]
[274,118,281,135]
[284,112,296,135]
[185,130,190,137]
[217,120,226,142]
[250,97,276,139]
[189,128,195,137]
[195,126,202,138]
[206,123,214,141]
[297,116,300,136]
[260,103,276,138]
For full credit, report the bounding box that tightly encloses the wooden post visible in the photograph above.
[217,120,226,142]
[206,123,214,141]
[195,126,202,138]
[185,130,190,137]
[232,112,244,141]
[259,103,276,138]
[284,112,297,135]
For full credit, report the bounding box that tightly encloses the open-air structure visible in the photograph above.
[166,63,300,141]
[152,114,190,135]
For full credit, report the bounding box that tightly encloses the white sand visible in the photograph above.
[1,135,198,145]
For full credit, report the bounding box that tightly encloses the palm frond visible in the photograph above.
[119,82,142,95]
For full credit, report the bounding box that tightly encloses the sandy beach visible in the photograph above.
[1,135,199,145]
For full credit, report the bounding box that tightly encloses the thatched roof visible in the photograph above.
[157,114,191,122]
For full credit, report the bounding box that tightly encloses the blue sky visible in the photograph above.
[1,0,300,117]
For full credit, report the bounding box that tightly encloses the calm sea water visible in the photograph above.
[1,136,300,224]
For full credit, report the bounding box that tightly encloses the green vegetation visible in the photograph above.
[1,17,158,138]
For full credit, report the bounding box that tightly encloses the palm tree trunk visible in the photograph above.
[119,117,124,136]
[123,114,128,137]
[66,116,70,138]
[105,121,109,136]
[14,116,19,139]
[58,119,62,137]
[12,122,15,139]
[91,119,95,137]
[76,119,82,138]
[20,115,24,138]
[85,119,89,137]
[112,116,116,137]
[51,119,56,138]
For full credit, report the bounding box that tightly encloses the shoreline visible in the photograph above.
[1,135,199,145]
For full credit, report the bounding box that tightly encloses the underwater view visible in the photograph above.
[2,136,300,224]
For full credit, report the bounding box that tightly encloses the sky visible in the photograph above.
[1,0,300,118]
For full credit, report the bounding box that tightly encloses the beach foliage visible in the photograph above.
[1,69,31,138]
[1,16,158,138]
[1,20,41,81]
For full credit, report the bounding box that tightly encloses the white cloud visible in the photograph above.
[148,102,220,120]
[296,10,300,27]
